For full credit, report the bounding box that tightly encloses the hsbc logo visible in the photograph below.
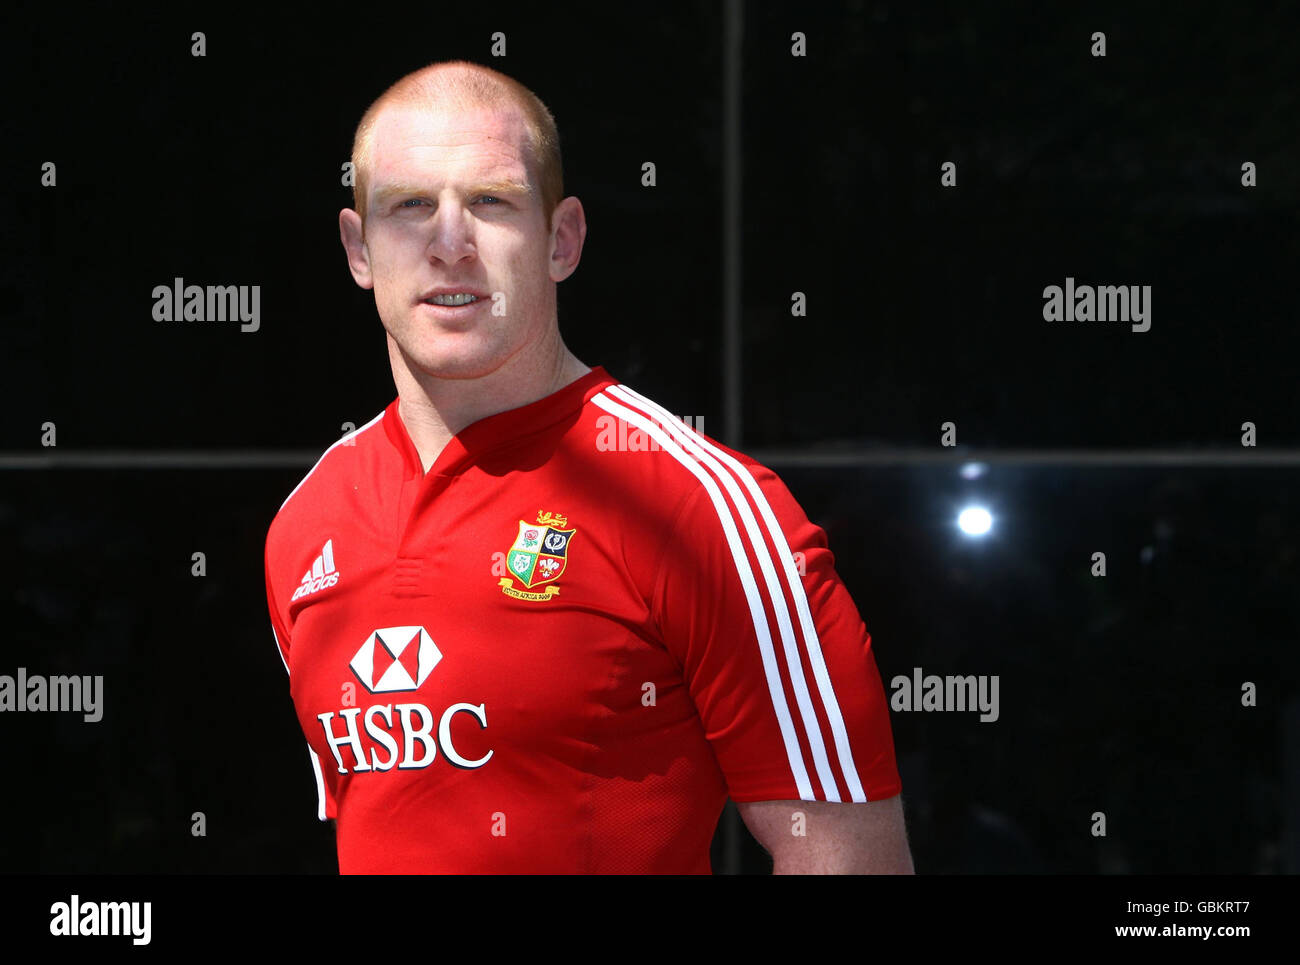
[350,626,440,692]
[318,626,491,775]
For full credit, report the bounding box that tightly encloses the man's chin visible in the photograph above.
[406,349,508,382]
[382,326,479,376]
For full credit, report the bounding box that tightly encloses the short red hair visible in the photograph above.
[350,60,564,234]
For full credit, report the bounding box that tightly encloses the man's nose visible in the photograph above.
[426,201,475,263]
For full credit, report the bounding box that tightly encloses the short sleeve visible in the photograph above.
[266,530,338,821]
[652,458,902,804]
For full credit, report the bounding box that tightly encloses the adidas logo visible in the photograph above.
[291,539,341,601]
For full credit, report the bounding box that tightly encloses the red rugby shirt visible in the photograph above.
[264,366,901,873]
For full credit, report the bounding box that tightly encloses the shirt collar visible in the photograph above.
[383,366,617,477]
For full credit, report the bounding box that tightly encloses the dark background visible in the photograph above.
[1,0,1297,873]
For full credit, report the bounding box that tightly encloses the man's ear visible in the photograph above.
[548,196,587,283]
[339,208,374,290]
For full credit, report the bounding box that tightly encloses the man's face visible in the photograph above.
[351,101,557,380]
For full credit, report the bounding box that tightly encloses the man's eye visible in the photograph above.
[398,198,500,208]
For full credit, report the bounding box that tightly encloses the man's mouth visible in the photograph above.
[421,292,483,307]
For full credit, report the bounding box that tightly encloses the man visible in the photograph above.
[264,59,914,874]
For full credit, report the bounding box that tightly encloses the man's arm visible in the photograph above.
[736,795,915,874]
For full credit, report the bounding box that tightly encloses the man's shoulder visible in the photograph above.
[576,379,814,559]
[267,406,389,541]
[580,378,772,494]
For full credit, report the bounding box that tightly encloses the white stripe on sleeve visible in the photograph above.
[272,626,331,820]
[608,383,867,802]
[309,748,329,822]
[592,392,815,800]
[604,386,849,801]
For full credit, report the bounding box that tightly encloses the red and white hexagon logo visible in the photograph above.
[349,626,441,693]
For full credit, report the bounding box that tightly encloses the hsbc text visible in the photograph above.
[317,701,493,774]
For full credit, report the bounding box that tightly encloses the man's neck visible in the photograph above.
[392,336,591,475]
